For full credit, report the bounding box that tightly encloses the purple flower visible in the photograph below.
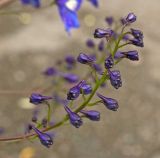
[108,70,122,89]
[21,0,40,8]
[30,93,53,105]
[77,53,95,65]
[88,0,98,7]
[31,125,53,148]
[43,67,57,76]
[56,0,82,33]
[62,73,79,83]
[67,86,80,100]
[86,39,95,48]
[98,40,104,51]
[94,28,114,39]
[105,16,114,26]
[130,28,143,40]
[64,105,83,128]
[80,110,100,121]
[97,93,119,111]
[104,56,114,69]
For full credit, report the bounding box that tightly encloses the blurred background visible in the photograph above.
[0,0,160,158]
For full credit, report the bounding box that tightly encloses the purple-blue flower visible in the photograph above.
[21,0,40,8]
[80,82,92,95]
[97,93,119,111]
[80,110,100,121]
[105,16,114,26]
[56,0,82,33]
[30,93,53,105]
[129,38,144,47]
[108,70,122,89]
[122,13,136,25]
[31,125,53,148]
[64,105,83,128]
[130,28,143,40]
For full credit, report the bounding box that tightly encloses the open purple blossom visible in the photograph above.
[56,0,82,33]
[21,0,40,8]
[30,93,53,105]
[94,28,114,39]
[80,110,100,121]
[61,73,79,83]
[97,93,119,111]
[64,105,83,128]
[105,56,114,69]
[77,53,95,65]
[108,70,122,89]
[31,125,53,148]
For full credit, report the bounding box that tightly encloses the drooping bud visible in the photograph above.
[94,28,114,39]
[80,110,100,121]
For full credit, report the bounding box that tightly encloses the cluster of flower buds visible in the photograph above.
[0,13,144,149]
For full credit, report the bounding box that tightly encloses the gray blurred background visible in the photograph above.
[0,0,160,158]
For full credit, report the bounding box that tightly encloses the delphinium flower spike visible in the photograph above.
[30,125,53,148]
[97,93,119,111]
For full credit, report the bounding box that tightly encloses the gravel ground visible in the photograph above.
[0,0,160,158]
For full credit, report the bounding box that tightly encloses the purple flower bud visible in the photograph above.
[77,53,95,64]
[80,83,92,95]
[108,70,122,89]
[105,56,114,69]
[105,16,114,26]
[130,28,143,40]
[43,67,57,76]
[65,55,76,65]
[31,126,53,148]
[64,105,83,128]
[125,13,137,24]
[67,86,80,100]
[115,51,139,61]
[98,40,104,51]
[92,63,103,74]
[86,39,95,48]
[94,28,114,39]
[97,93,119,111]
[30,93,52,105]
[129,38,144,47]
[80,110,100,121]
[62,73,79,83]
[122,51,139,61]
[21,0,40,8]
